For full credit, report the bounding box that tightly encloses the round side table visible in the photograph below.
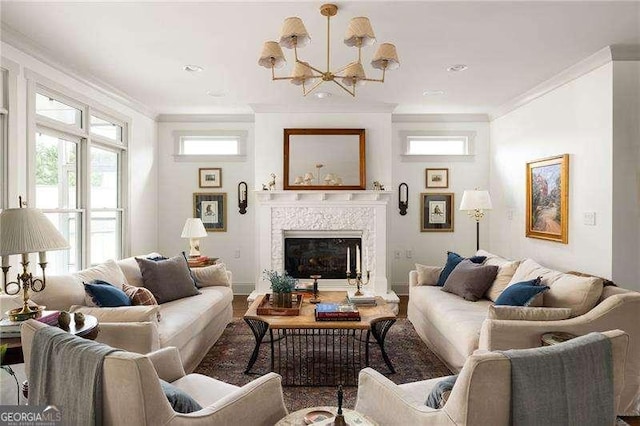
[276,406,377,426]
[541,331,577,346]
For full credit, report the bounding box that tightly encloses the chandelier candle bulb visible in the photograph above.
[38,251,46,264]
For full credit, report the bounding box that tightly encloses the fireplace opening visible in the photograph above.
[284,237,361,279]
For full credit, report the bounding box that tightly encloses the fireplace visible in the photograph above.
[284,237,361,279]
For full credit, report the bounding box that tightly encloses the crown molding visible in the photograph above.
[490,45,640,121]
[157,114,254,123]
[392,113,489,123]
[1,23,157,120]
[249,102,397,114]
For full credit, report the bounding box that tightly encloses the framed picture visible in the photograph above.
[199,168,222,188]
[526,154,569,244]
[420,193,454,232]
[425,168,449,188]
[193,193,227,232]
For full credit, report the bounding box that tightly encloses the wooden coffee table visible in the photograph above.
[244,291,396,386]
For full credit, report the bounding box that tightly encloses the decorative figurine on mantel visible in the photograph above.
[332,385,347,426]
[267,173,277,191]
[373,181,385,191]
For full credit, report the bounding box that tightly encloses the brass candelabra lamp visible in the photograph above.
[346,270,370,296]
[1,197,69,321]
[309,274,322,304]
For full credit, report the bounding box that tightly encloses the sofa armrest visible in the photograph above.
[97,322,160,354]
[147,347,186,382]
[354,368,452,425]
[409,270,420,287]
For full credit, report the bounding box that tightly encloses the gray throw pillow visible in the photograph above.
[442,259,498,302]
[136,255,200,304]
[425,375,458,409]
[159,379,202,413]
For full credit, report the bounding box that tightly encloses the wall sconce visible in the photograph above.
[398,183,408,216]
[238,181,248,214]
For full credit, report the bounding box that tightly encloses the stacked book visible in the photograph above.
[347,290,377,306]
[315,303,361,322]
[0,310,60,338]
[187,256,211,267]
[294,282,314,292]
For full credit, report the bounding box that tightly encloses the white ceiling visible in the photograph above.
[1,1,639,115]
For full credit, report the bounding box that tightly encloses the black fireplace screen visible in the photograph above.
[284,238,361,279]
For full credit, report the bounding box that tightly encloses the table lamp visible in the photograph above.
[1,198,70,321]
[181,218,208,257]
[459,189,492,251]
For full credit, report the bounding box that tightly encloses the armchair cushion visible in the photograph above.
[159,379,202,414]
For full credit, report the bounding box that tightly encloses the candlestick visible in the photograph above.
[346,247,350,273]
[1,256,8,268]
[21,253,29,264]
[39,251,47,264]
[356,246,361,274]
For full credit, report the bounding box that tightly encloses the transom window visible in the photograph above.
[173,130,247,161]
[90,114,123,143]
[36,92,83,128]
[181,136,239,155]
[406,136,468,155]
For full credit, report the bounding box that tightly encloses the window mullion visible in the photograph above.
[80,136,90,270]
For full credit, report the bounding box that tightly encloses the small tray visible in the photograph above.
[256,293,304,316]
[304,410,334,424]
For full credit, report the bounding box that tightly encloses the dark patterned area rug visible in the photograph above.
[194,318,452,411]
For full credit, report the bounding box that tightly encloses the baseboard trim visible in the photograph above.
[392,283,409,296]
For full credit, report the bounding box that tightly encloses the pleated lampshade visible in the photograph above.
[258,41,286,69]
[279,17,311,49]
[180,218,208,239]
[371,43,400,70]
[344,17,376,47]
[291,61,315,85]
[341,62,366,86]
[460,190,493,211]
[0,208,69,256]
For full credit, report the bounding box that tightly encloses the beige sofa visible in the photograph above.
[0,254,233,373]
[407,250,640,416]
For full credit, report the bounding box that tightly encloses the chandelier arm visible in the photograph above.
[332,62,354,76]
[297,60,325,76]
[326,14,331,72]
[360,67,387,83]
[303,79,326,97]
[332,79,356,97]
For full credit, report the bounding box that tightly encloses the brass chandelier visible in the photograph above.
[258,3,400,97]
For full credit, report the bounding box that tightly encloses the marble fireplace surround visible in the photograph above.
[251,191,399,313]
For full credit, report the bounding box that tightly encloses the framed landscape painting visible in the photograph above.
[193,193,227,232]
[425,168,449,188]
[199,168,222,188]
[420,193,454,232]
[526,154,569,243]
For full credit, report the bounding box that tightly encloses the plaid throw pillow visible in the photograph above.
[122,282,161,321]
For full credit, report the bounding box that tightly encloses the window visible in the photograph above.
[1,68,7,208]
[173,130,247,161]
[401,131,475,158]
[31,85,128,274]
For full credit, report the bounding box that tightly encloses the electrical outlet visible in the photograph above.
[406,249,412,259]
[507,210,514,220]
[234,249,241,258]
[583,212,596,226]
[394,250,401,259]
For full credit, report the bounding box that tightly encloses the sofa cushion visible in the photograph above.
[437,252,487,287]
[69,305,160,323]
[507,259,563,306]
[158,286,233,350]
[122,283,161,321]
[84,280,132,307]
[415,264,443,286]
[136,255,200,304]
[191,263,231,288]
[159,379,203,414]
[116,253,163,287]
[442,260,498,302]
[476,251,521,302]
[495,278,549,306]
[425,375,458,409]
[545,274,603,317]
[73,260,128,306]
[487,305,572,321]
[409,286,492,359]
[28,275,86,311]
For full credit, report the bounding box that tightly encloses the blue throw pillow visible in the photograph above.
[84,279,132,307]
[436,252,487,287]
[426,375,458,409]
[159,379,202,413]
[495,277,549,306]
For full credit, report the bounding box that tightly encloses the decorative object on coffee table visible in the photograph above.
[275,406,376,426]
[346,245,370,296]
[57,311,71,329]
[1,197,70,321]
[309,275,321,304]
[180,218,208,257]
[459,189,492,251]
[263,270,297,308]
[332,385,347,426]
[256,293,304,316]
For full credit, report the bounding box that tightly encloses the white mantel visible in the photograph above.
[251,190,399,313]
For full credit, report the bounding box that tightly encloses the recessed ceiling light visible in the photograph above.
[206,90,226,98]
[314,92,332,99]
[423,90,445,96]
[183,64,204,72]
[447,64,468,72]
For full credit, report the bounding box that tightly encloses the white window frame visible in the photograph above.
[173,130,247,162]
[26,69,130,271]
[400,130,476,161]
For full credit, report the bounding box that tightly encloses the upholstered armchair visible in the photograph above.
[355,330,629,426]
[21,320,288,426]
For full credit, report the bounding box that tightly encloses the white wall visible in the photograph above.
[156,120,255,294]
[612,61,640,289]
[390,120,490,293]
[1,42,159,256]
[489,63,614,279]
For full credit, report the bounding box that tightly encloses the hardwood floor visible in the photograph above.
[232,294,639,424]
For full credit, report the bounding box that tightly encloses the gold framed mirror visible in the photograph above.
[283,128,366,190]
